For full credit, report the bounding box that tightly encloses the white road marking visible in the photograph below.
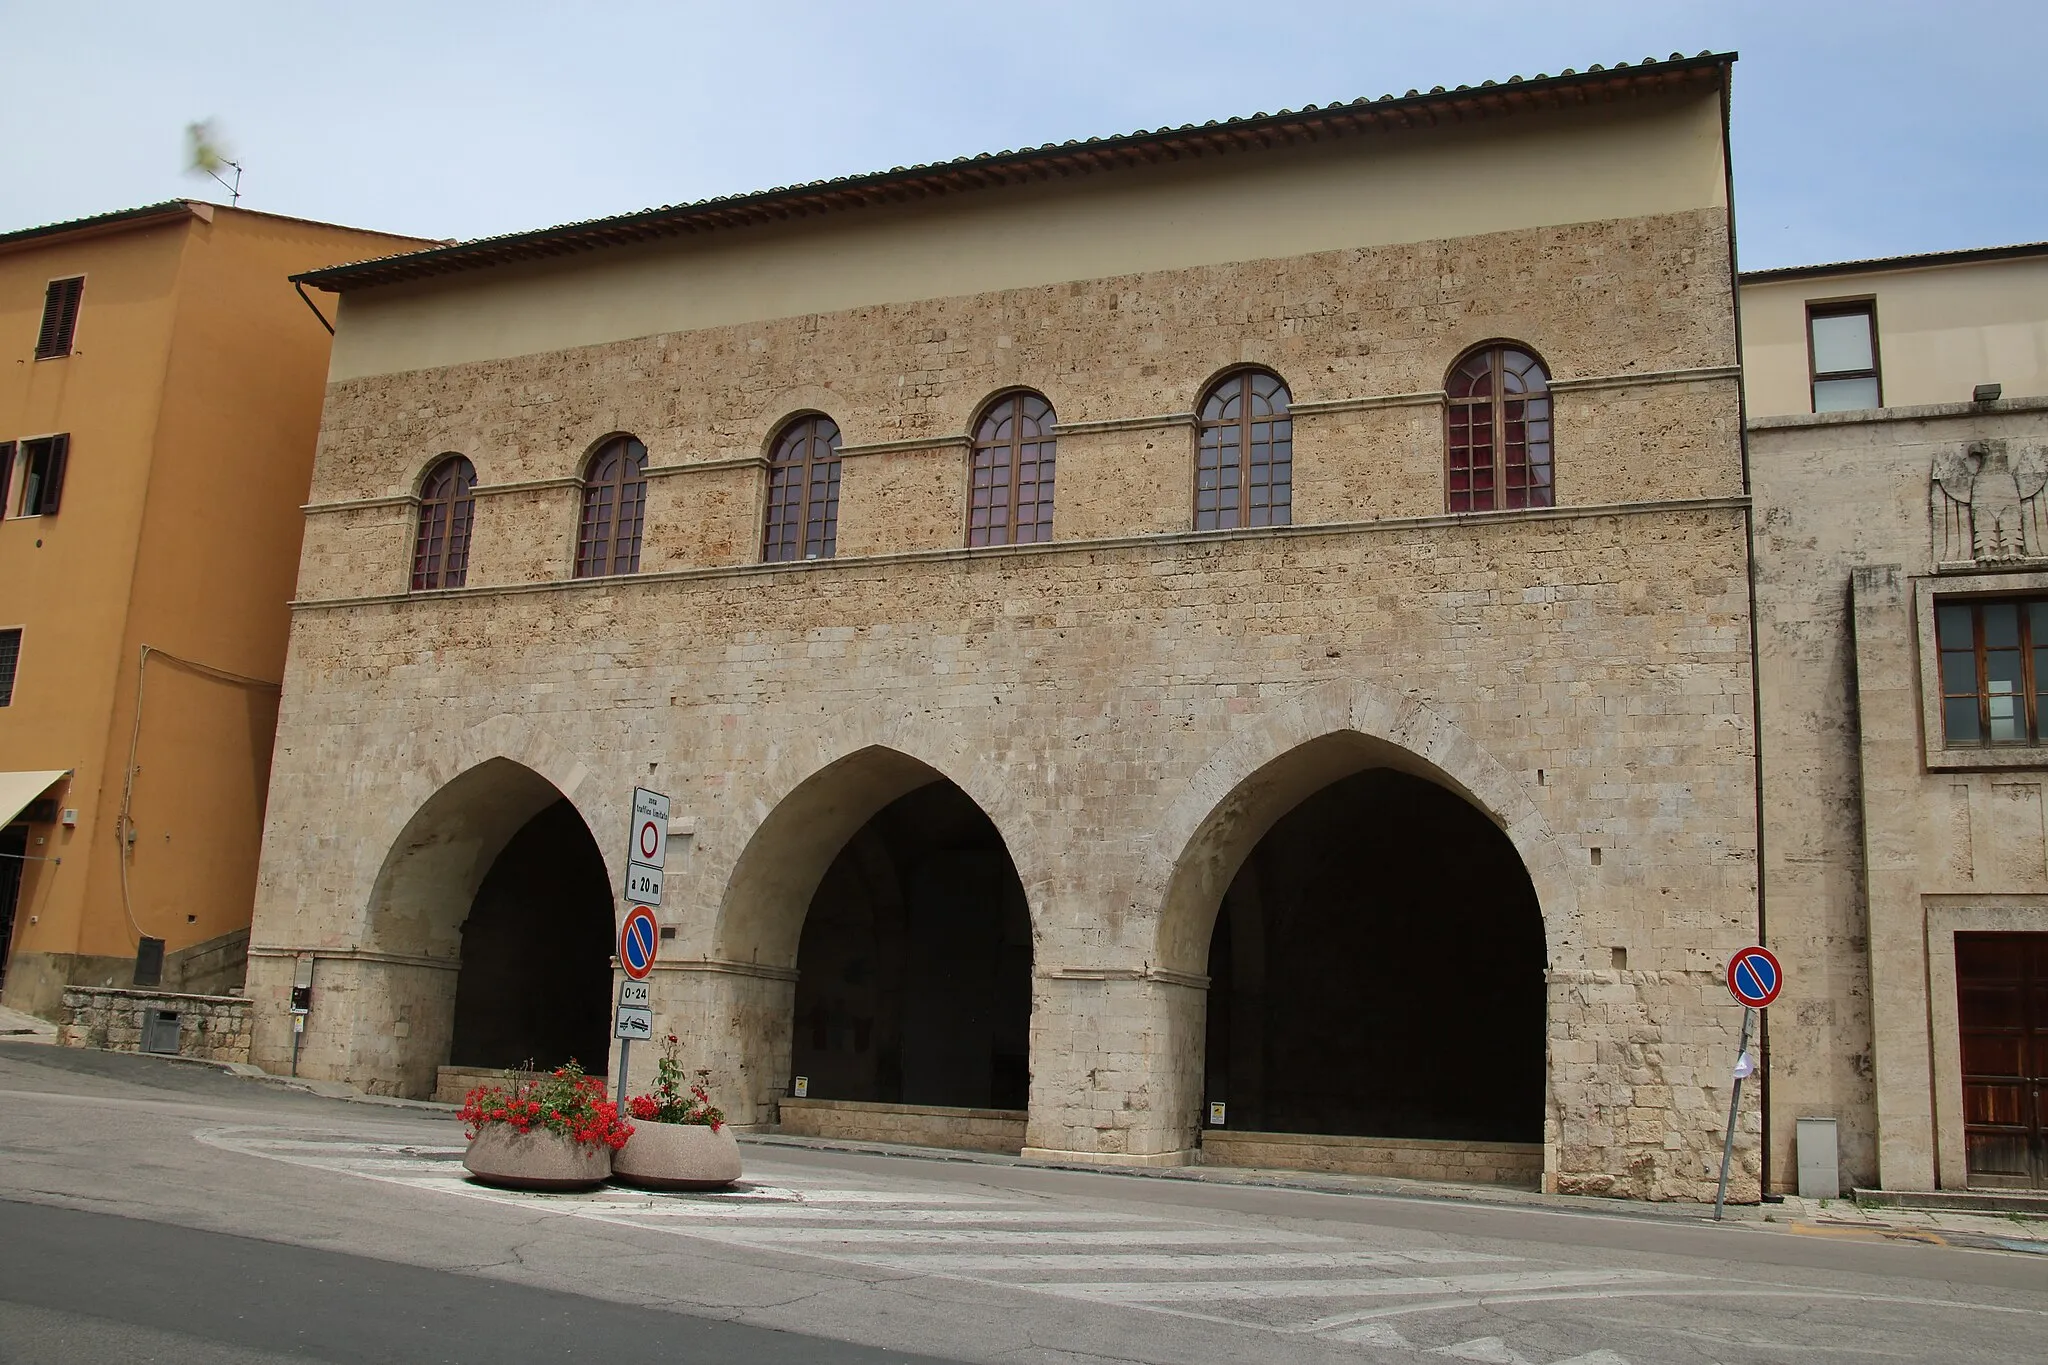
[832,1249,1511,1272]
[709,1226,1340,1246]
[1430,1338,1534,1364]
[1044,1269,1678,1305]
[193,1124,2043,1365]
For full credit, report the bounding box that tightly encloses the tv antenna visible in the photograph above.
[185,120,243,205]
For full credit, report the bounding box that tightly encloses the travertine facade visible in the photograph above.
[250,57,1764,1199]
[1747,246,2048,1194]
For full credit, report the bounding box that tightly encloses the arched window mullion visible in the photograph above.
[1445,346,1551,513]
[764,416,842,562]
[971,392,1057,547]
[576,437,648,578]
[412,455,476,592]
[1196,370,1291,531]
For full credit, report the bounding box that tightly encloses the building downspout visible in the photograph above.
[1719,58,1777,1198]
[294,280,334,335]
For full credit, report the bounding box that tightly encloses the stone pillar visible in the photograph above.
[1021,969,1207,1166]
[247,952,458,1098]
[1848,565,1937,1190]
[642,960,798,1128]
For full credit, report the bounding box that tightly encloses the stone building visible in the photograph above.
[254,53,1762,1199]
[1746,241,2048,1193]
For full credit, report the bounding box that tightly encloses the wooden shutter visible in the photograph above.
[35,277,85,359]
[36,435,68,515]
[0,443,13,518]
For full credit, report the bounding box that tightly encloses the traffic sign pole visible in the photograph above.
[1713,945,1782,1219]
[1713,1004,1754,1221]
[616,979,633,1109]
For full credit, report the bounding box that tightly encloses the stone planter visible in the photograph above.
[462,1125,612,1190]
[612,1121,742,1190]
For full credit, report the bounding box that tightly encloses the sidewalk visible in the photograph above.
[0,1003,56,1042]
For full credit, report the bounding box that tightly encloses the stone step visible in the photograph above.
[1853,1186,2048,1216]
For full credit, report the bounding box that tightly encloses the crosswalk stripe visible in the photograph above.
[828,1249,1517,1273]
[705,1226,1345,1246]
[1047,1269,1679,1304]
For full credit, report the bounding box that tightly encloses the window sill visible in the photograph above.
[1927,745,2048,773]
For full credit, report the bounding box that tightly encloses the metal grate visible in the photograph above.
[141,1009,181,1056]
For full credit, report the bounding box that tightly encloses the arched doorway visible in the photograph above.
[363,758,615,1096]
[1156,728,1552,1183]
[792,781,1032,1111]
[714,747,1033,1147]
[1203,768,1544,1142]
[447,798,615,1074]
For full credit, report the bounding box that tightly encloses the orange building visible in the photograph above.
[0,202,431,1017]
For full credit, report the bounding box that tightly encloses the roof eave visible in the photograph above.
[0,201,205,258]
[297,52,1734,294]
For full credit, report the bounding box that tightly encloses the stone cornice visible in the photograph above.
[290,494,1752,612]
[1748,394,2048,431]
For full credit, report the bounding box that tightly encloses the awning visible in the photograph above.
[0,771,68,827]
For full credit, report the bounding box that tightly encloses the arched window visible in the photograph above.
[1447,345,1553,512]
[1196,369,1292,531]
[412,455,477,591]
[762,416,842,562]
[574,435,649,578]
[969,392,1056,546]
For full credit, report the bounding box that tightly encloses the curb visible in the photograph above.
[736,1130,1772,1226]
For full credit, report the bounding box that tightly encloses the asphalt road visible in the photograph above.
[2,1042,2045,1364]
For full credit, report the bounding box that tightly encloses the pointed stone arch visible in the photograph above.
[1149,679,1581,978]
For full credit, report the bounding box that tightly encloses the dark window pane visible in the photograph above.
[1946,697,1983,745]
[1942,649,1980,696]
[1985,603,2021,649]
[1937,603,1974,648]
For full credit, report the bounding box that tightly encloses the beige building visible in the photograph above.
[255,53,1764,1199]
[1747,242,2048,1192]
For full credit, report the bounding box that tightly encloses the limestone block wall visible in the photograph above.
[295,210,1739,586]
[1750,398,2048,1192]
[59,986,252,1064]
[1547,970,1760,1202]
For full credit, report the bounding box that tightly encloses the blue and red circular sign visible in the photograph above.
[1727,945,1783,1008]
[619,904,659,980]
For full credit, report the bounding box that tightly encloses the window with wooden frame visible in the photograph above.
[1937,596,2048,746]
[969,392,1056,546]
[0,629,19,707]
[762,416,842,562]
[1195,369,1292,531]
[0,443,12,519]
[575,436,649,577]
[8,436,69,518]
[1447,345,1552,512]
[412,455,477,591]
[35,277,84,360]
[1808,301,1881,412]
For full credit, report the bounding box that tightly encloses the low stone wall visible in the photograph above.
[777,1098,1028,1153]
[434,1065,506,1105]
[1200,1130,1545,1187]
[57,986,251,1064]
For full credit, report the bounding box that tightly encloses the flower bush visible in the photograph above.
[458,1059,633,1150]
[626,1034,726,1130]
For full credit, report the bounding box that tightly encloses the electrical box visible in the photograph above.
[59,807,79,827]
[133,936,165,988]
[290,985,312,1015]
[1796,1116,1841,1199]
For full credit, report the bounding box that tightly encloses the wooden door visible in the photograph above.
[1958,932,2048,1189]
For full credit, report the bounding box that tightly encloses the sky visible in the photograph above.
[0,1,2038,272]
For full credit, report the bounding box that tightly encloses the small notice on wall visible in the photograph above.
[1208,1101,1227,1126]
[793,1076,810,1098]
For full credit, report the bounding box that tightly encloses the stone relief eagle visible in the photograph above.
[1932,440,2048,565]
